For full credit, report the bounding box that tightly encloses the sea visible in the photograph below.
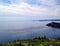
[0,21,60,43]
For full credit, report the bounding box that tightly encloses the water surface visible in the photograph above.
[0,21,60,43]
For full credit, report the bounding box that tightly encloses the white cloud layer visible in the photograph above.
[0,0,60,17]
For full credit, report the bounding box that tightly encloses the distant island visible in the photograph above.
[46,22,60,28]
[33,19,60,21]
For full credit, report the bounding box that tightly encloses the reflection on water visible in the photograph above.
[0,21,60,43]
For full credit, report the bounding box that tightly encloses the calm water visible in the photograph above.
[0,21,60,43]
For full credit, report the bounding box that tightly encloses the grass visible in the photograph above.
[0,36,60,46]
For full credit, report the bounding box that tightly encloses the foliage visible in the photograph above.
[0,37,60,46]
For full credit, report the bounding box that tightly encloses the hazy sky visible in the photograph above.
[0,0,60,20]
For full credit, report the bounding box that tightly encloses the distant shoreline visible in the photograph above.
[32,19,60,21]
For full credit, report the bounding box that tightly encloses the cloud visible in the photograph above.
[0,0,60,6]
[0,0,60,17]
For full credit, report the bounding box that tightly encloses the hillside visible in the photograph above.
[0,37,60,46]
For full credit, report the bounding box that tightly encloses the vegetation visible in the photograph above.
[46,22,60,28]
[0,36,60,46]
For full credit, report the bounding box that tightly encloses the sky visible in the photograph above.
[0,0,60,20]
